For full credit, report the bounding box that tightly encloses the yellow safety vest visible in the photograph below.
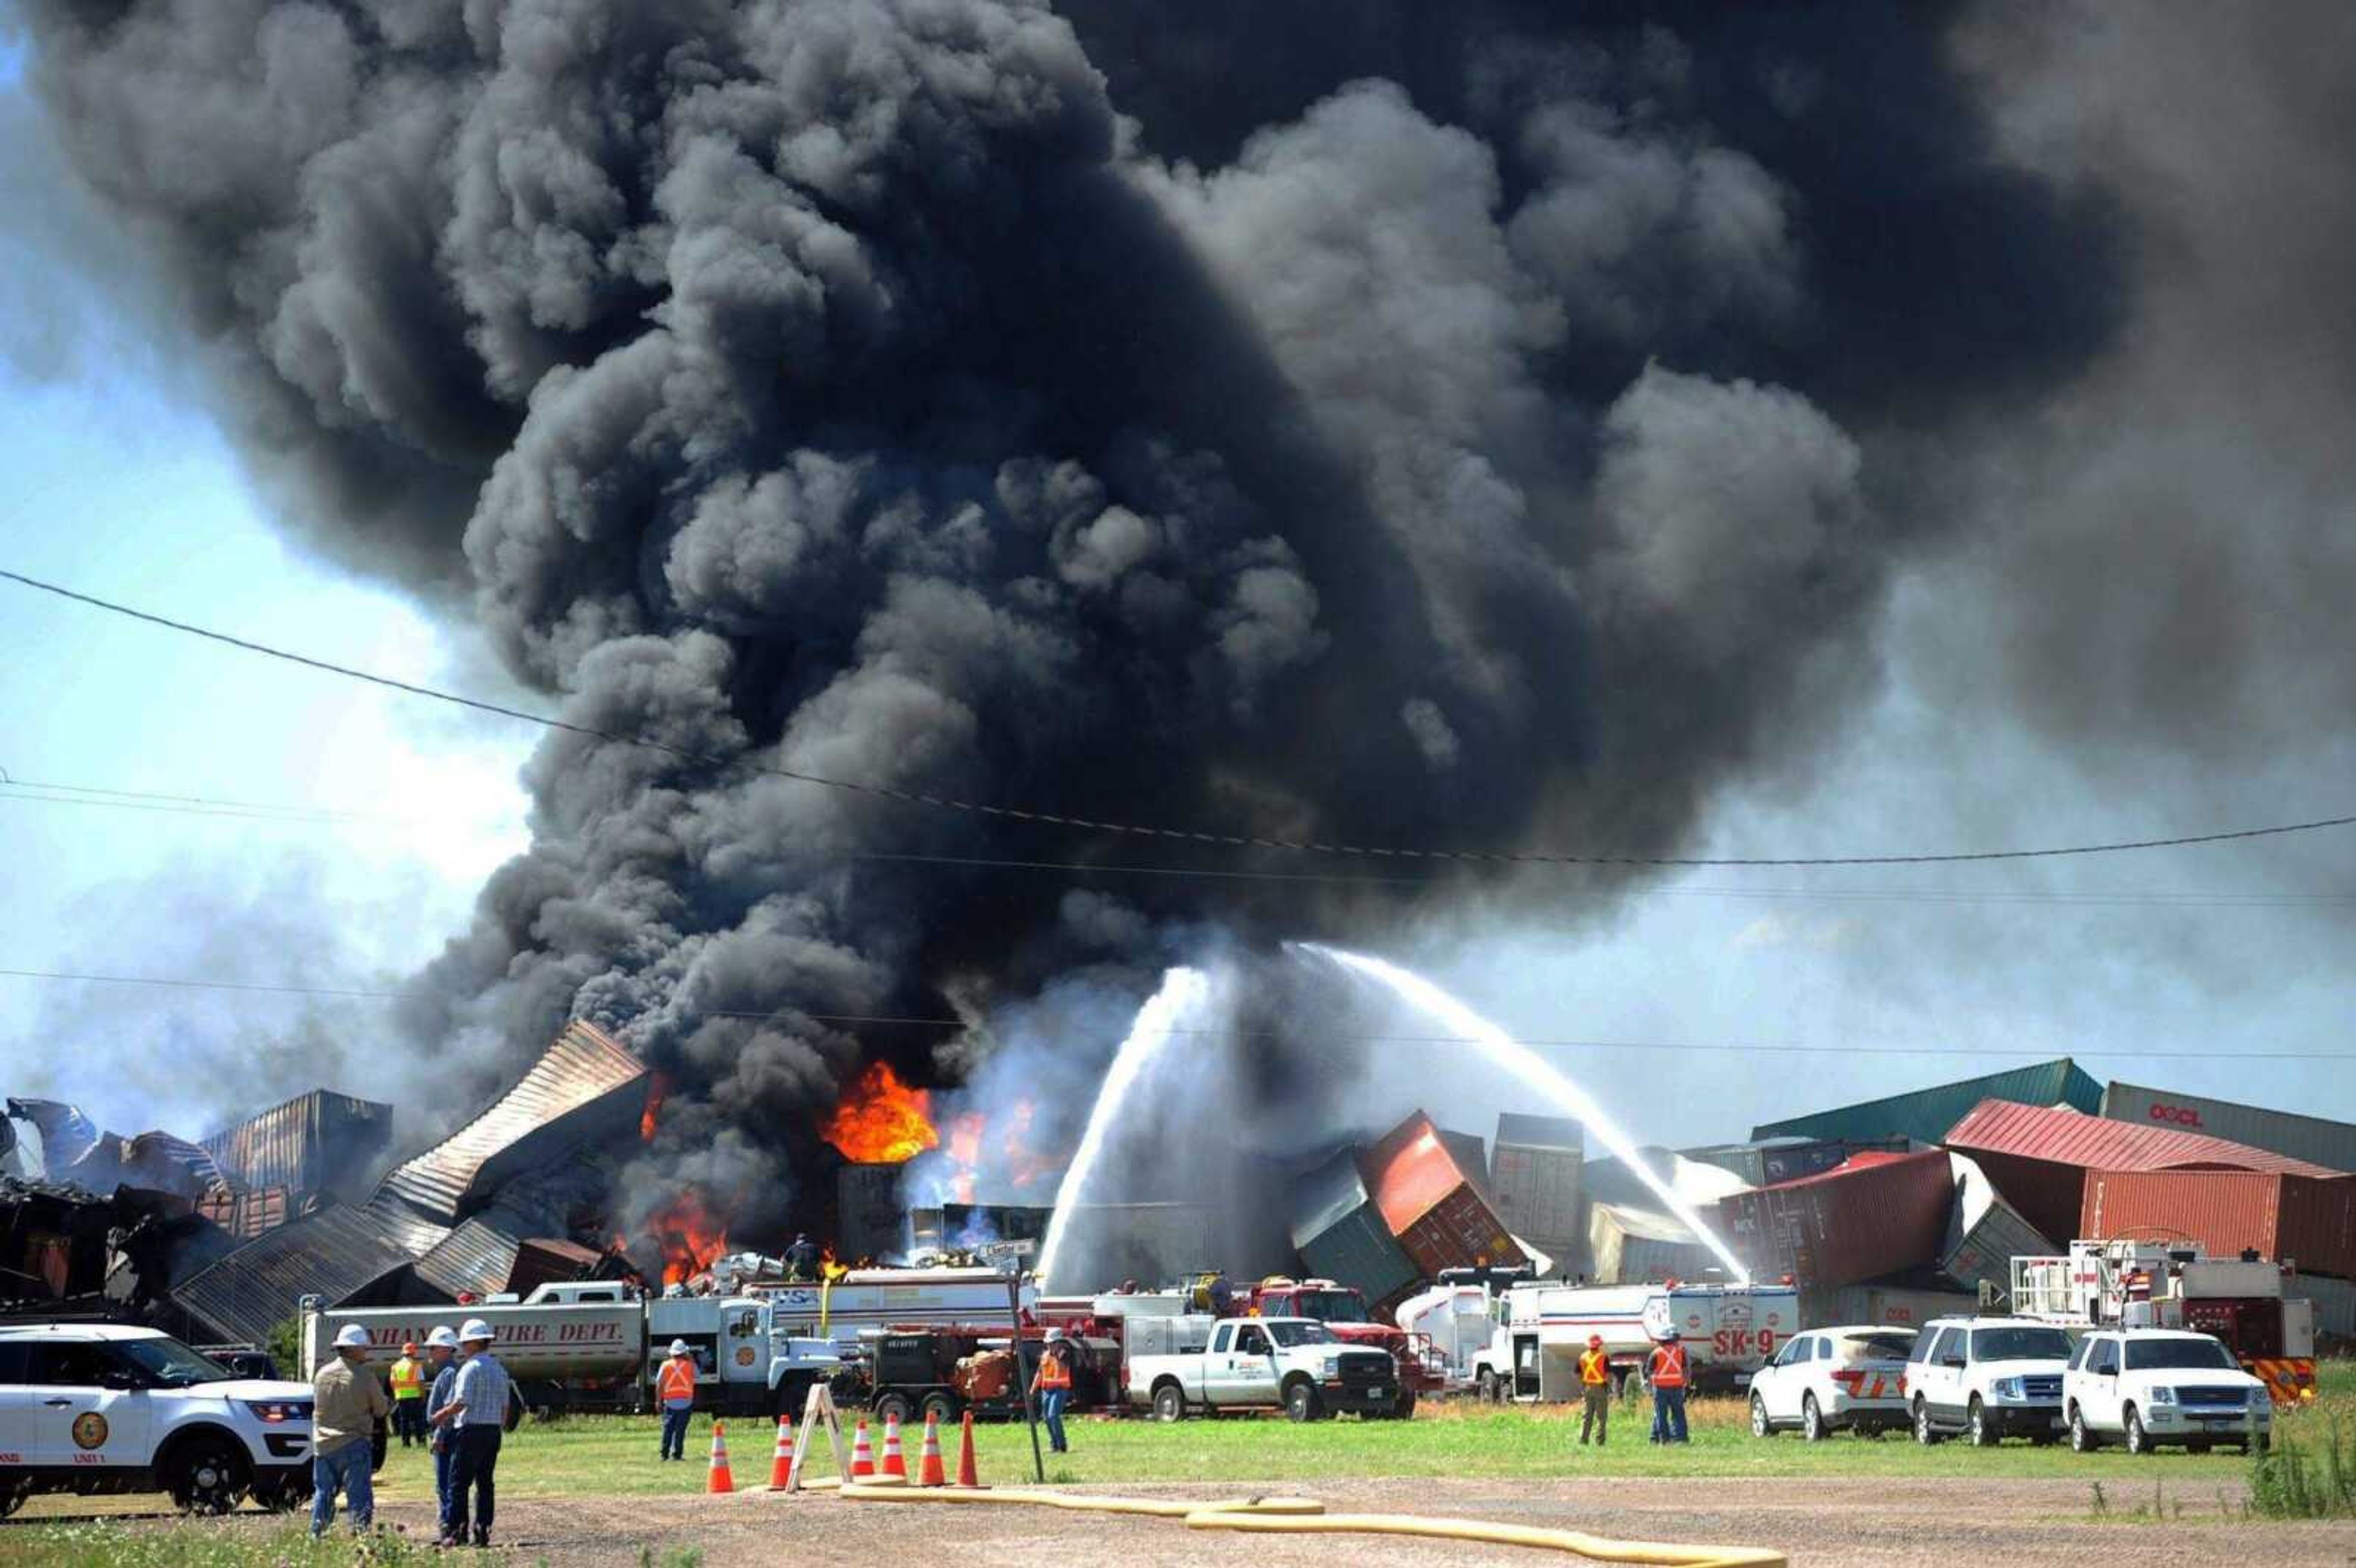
[389,1358,423,1399]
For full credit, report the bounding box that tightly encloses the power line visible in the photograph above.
[9,566,2356,869]
[6,775,2353,906]
[3,964,2352,1061]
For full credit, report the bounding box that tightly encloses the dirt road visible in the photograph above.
[244,1475,2356,1566]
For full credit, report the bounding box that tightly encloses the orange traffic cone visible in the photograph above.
[917,1412,947,1487]
[707,1420,735,1494]
[880,1411,907,1479]
[955,1409,980,1488]
[849,1418,876,1479]
[767,1414,796,1490]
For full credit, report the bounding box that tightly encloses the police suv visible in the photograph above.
[0,1324,317,1515]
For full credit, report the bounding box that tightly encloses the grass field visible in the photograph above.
[15,1361,2342,1516]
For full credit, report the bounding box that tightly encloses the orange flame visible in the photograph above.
[646,1187,730,1287]
[639,1072,671,1145]
[824,1062,939,1163]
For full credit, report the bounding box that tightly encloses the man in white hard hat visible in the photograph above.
[656,1337,698,1462]
[429,1318,510,1548]
[310,1323,390,1537]
[420,1326,464,1540]
[1030,1328,1074,1455]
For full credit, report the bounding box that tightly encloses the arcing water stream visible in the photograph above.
[1303,944,1752,1283]
[1034,965,1210,1284]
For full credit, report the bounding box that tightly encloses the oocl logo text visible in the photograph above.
[2149,1102,2205,1128]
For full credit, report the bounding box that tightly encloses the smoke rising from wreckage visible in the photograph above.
[13,0,2226,1259]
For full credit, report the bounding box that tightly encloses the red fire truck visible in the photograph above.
[2012,1240,2319,1407]
[1239,1277,1441,1416]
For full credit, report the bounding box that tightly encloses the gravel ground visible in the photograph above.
[260,1475,2356,1566]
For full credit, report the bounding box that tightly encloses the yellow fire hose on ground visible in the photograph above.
[831,1481,1785,1566]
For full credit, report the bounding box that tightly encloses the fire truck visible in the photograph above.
[2011,1240,2318,1406]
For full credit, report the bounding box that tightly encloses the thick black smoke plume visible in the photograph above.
[16,1,2128,1244]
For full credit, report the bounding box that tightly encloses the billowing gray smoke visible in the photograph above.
[15,1,2130,1247]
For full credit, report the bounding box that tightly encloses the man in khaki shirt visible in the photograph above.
[311,1324,390,1536]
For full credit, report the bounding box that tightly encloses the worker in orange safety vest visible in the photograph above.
[1646,1328,1690,1445]
[1030,1329,1075,1455]
[656,1339,699,1462]
[1577,1334,1612,1446]
[388,1343,426,1448]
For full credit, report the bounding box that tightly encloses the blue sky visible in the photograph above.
[2,21,2350,1157]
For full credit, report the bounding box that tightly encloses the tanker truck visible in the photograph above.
[301,1282,841,1420]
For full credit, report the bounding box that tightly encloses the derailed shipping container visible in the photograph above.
[1290,1148,1422,1316]
[1942,1153,2054,1299]
[1361,1111,1526,1279]
[1817,1283,1977,1329]
[1714,1149,1954,1290]
[1588,1201,1720,1285]
[2079,1170,2356,1280]
[1944,1098,2342,1256]
[1489,1113,1582,1257]
[1683,1136,1911,1190]
[1753,1058,2101,1145]
[2099,1081,2356,1174]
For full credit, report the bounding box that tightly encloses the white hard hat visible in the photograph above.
[426,1326,461,1350]
[459,1318,495,1343]
[1044,1327,1066,1342]
[333,1324,371,1350]
[669,1339,691,1356]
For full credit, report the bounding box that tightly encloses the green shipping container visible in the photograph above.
[1750,1058,2100,1146]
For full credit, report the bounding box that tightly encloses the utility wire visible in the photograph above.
[4,777,2352,905]
[2,965,2352,1061]
[9,566,2356,869]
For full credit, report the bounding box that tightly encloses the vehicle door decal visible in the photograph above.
[71,1412,108,1450]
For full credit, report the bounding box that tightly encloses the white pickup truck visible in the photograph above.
[1126,1317,1399,1421]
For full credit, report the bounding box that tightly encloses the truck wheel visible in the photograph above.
[1750,1395,1772,1439]
[2123,1406,2150,1456]
[2069,1405,2099,1453]
[1283,1379,1323,1423]
[165,1433,249,1515]
[0,1478,28,1520]
[1390,1387,1417,1421]
[1913,1398,1941,1446]
[1152,1383,1187,1423]
[1801,1394,1827,1442]
[1475,1370,1499,1404]
[874,1393,914,1429]
[1967,1397,1996,1448]
[923,1391,961,1428]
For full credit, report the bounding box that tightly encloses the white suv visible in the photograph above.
[2065,1329,2271,1455]
[1906,1316,2073,1447]
[1749,1325,1918,1440]
[0,1324,317,1515]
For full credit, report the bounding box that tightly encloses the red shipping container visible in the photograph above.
[2080,1170,2356,1278]
[1713,1148,1955,1289]
[1943,1099,2344,1250]
[1358,1112,1525,1278]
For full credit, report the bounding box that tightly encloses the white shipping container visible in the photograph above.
[2099,1080,2356,1174]
[1942,1153,2054,1298]
[1588,1201,1723,1285]
[1821,1284,1977,1329]
[1490,1115,1584,1255]
[2289,1272,2355,1338]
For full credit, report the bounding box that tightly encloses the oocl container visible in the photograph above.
[1360,1111,1526,1279]
[1713,1149,1955,1290]
[2099,1081,2356,1175]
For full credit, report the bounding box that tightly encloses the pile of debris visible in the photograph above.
[3,1021,649,1345]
